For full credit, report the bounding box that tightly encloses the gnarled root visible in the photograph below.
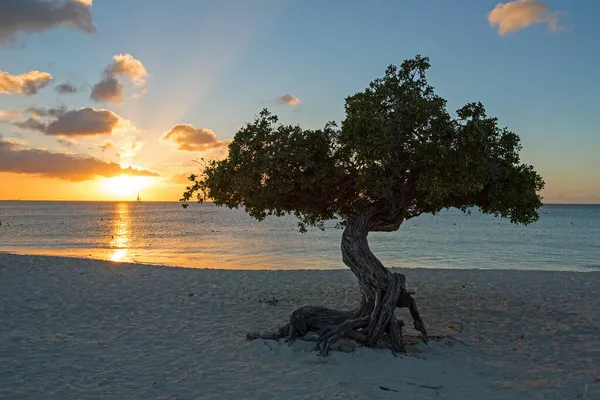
[247,272,427,356]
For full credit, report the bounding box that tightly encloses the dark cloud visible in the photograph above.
[24,105,67,117]
[90,77,124,104]
[55,82,78,94]
[90,54,148,104]
[10,107,124,137]
[14,117,47,132]
[0,70,53,95]
[0,0,96,44]
[0,138,158,181]
[46,107,121,136]
[162,124,230,152]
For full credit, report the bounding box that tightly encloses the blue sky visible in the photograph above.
[0,0,598,202]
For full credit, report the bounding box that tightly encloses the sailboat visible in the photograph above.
[136,193,141,202]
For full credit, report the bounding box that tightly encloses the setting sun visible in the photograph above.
[101,176,152,199]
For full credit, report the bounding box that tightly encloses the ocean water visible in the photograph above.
[0,201,598,272]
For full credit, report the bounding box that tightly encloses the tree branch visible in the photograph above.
[369,170,419,232]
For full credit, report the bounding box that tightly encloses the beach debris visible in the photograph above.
[428,335,468,346]
[380,381,442,394]
[398,380,443,393]
[447,321,464,332]
[259,296,279,306]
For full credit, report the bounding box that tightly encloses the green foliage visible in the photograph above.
[181,55,544,231]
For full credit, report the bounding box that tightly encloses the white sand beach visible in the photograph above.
[1,253,599,399]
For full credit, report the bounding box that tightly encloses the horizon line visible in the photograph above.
[0,200,598,206]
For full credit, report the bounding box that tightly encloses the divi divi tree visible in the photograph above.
[182,55,544,355]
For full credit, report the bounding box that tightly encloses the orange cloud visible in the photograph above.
[172,173,194,184]
[0,137,158,181]
[276,94,301,105]
[162,124,230,152]
[91,54,148,104]
[0,109,22,121]
[488,0,563,36]
[0,70,53,95]
[0,0,95,44]
[106,54,148,86]
[99,140,116,152]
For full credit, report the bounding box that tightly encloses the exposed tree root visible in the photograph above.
[247,272,427,356]
[247,212,431,356]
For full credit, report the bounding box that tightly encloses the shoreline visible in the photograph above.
[2,250,599,273]
[2,253,599,399]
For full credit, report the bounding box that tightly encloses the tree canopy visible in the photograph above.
[182,55,544,232]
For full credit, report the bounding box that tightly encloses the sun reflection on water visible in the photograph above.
[109,203,131,262]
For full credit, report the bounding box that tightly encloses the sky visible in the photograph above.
[0,0,598,203]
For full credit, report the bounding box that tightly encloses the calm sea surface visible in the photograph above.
[0,202,598,271]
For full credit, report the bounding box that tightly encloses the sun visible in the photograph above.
[101,176,152,199]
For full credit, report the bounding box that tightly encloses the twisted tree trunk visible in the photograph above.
[247,207,427,356]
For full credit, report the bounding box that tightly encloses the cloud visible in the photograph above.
[0,70,53,95]
[91,54,148,104]
[276,94,300,105]
[56,136,78,148]
[14,116,47,132]
[97,137,143,158]
[55,82,78,94]
[172,173,194,184]
[24,105,66,117]
[1,106,65,130]
[90,77,124,104]
[116,137,144,158]
[0,0,96,44]
[99,140,115,152]
[0,109,22,121]
[0,138,158,181]
[9,106,127,137]
[105,54,148,86]
[46,107,122,136]
[487,0,564,36]
[132,88,148,99]
[162,124,231,152]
